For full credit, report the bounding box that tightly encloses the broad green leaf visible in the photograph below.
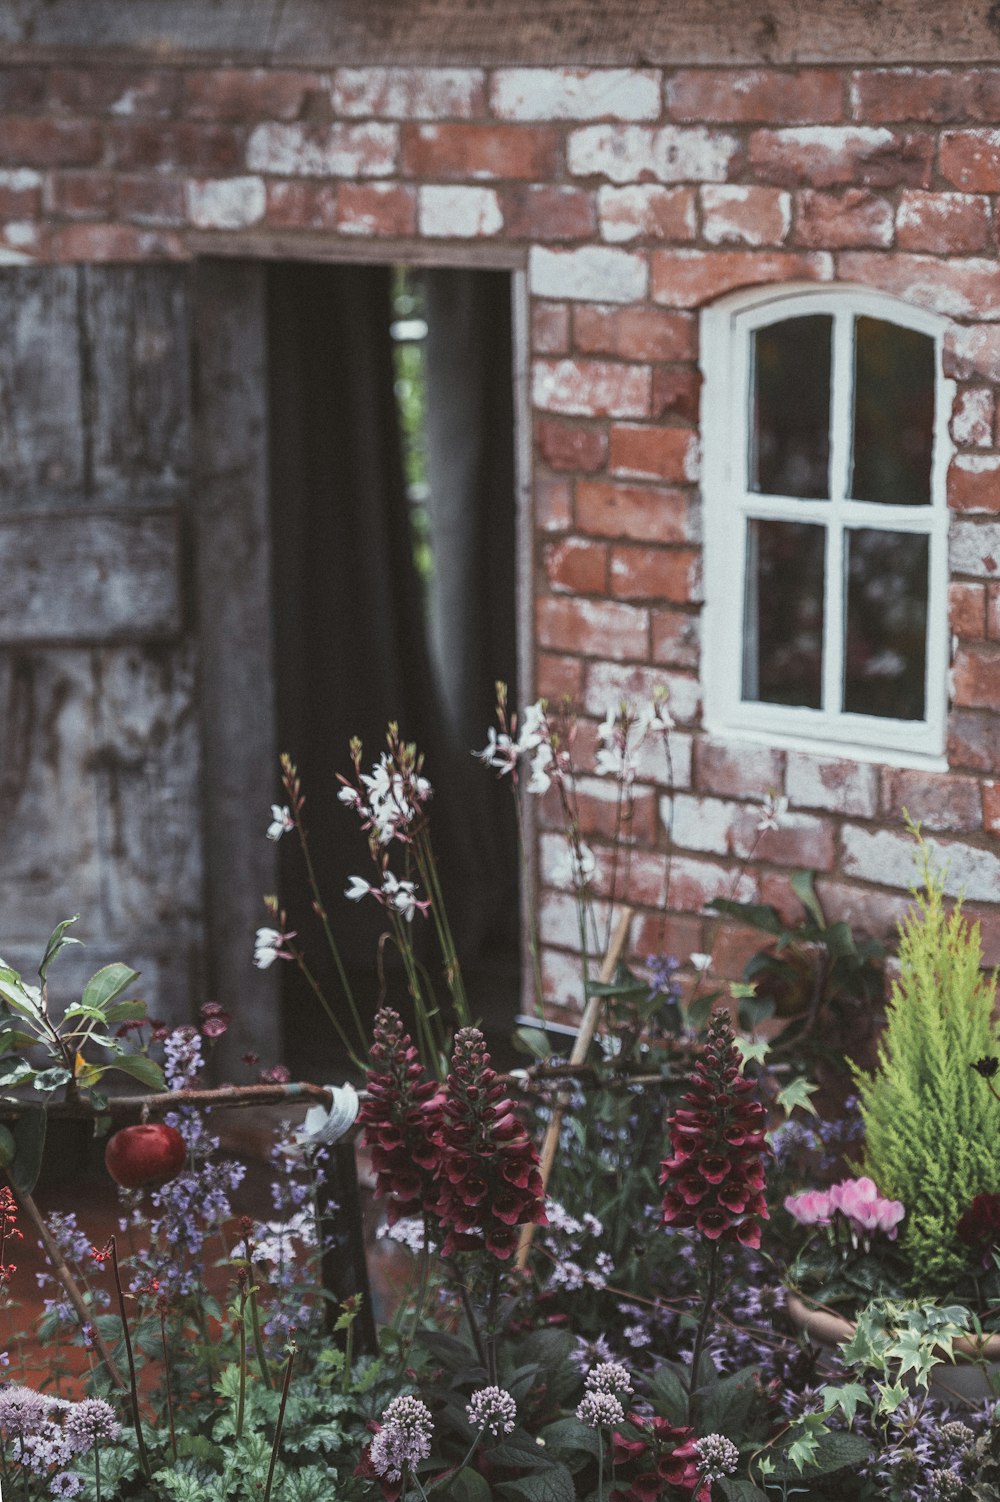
[490,1428,558,1471]
[82,963,141,1013]
[60,1005,111,1023]
[707,898,785,935]
[32,1067,72,1093]
[537,1418,601,1460]
[10,1104,46,1195]
[103,998,148,1025]
[0,1059,34,1088]
[511,1027,552,1060]
[775,1076,820,1118]
[107,1054,166,1091]
[789,869,825,928]
[498,1462,575,1502]
[0,980,41,1019]
[646,1362,688,1424]
[720,1481,771,1502]
[700,1368,758,1437]
[449,1467,493,1502]
[39,916,81,982]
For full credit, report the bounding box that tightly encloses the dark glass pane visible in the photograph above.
[844,529,927,720]
[743,520,825,709]
[751,316,832,498]
[851,317,934,505]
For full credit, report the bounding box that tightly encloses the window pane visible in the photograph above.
[844,529,927,720]
[851,317,935,505]
[743,520,825,709]
[751,316,832,498]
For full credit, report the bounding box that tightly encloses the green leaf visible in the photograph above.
[511,1027,552,1060]
[81,963,141,1013]
[707,898,785,936]
[490,1429,557,1471]
[103,998,148,1025]
[537,1418,601,1461]
[820,1383,870,1425]
[39,916,81,982]
[498,1462,576,1502]
[823,922,859,961]
[0,1059,34,1088]
[720,1482,771,1502]
[646,1362,688,1424]
[735,1036,770,1066]
[685,991,718,1036]
[769,1429,871,1480]
[449,1467,493,1502]
[32,1067,72,1093]
[700,1368,758,1437]
[107,1054,166,1091]
[10,1104,46,1196]
[775,1076,820,1119]
[789,869,825,929]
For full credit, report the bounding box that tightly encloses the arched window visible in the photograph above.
[700,285,952,764]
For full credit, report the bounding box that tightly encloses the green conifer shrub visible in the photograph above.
[852,836,1000,1296]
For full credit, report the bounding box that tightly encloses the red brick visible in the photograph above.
[401,122,559,180]
[794,188,893,248]
[749,127,933,188]
[896,191,992,253]
[949,708,1000,772]
[610,545,701,603]
[948,455,1000,513]
[695,739,785,799]
[988,583,1000,640]
[502,184,596,240]
[107,121,243,173]
[950,580,987,638]
[850,69,990,123]
[0,69,47,112]
[0,117,101,168]
[536,651,585,703]
[0,169,41,219]
[710,924,775,981]
[116,175,185,226]
[553,777,659,844]
[609,424,698,483]
[666,68,843,124]
[702,185,790,247]
[650,250,831,309]
[968,905,1000,967]
[336,182,416,236]
[265,180,339,229]
[952,643,1000,709]
[597,186,696,244]
[535,416,608,473]
[532,301,570,355]
[543,537,608,594]
[940,131,1000,192]
[49,67,180,117]
[536,595,648,661]
[881,768,984,833]
[573,304,695,362]
[45,170,115,218]
[533,359,651,419]
[651,607,700,670]
[652,367,701,424]
[184,69,319,121]
[536,474,574,533]
[983,779,1000,835]
[668,856,758,913]
[632,911,704,963]
[951,387,994,448]
[838,253,1000,320]
[576,480,693,543]
[945,326,1000,383]
[51,223,186,261]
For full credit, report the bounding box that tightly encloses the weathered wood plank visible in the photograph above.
[191,258,280,1070]
[0,513,181,643]
[3,0,1000,67]
[0,648,102,935]
[82,266,193,510]
[0,268,85,509]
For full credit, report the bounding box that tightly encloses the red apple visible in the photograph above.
[104,1124,187,1189]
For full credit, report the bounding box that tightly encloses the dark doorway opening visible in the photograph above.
[265,261,521,1077]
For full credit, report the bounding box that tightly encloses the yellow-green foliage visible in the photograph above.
[852,841,1000,1295]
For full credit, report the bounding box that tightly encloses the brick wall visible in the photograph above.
[4,60,1000,1007]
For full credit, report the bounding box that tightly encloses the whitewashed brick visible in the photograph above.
[950,519,1000,578]
[246,122,398,177]
[529,246,648,303]
[491,68,661,121]
[584,663,702,726]
[951,387,994,448]
[701,184,791,246]
[597,185,696,243]
[0,169,41,189]
[186,177,266,230]
[419,185,502,237]
[532,359,651,418]
[785,753,879,817]
[568,125,740,185]
[541,947,586,1012]
[841,825,1000,902]
[331,68,484,119]
[672,794,736,856]
[634,731,692,790]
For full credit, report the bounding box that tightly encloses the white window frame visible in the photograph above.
[701,283,953,768]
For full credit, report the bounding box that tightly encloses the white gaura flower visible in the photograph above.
[517,700,546,752]
[689,952,712,973]
[636,699,673,737]
[266,804,294,841]
[474,726,519,775]
[253,927,296,970]
[382,871,428,922]
[345,876,373,902]
[597,706,618,747]
[757,792,789,834]
[556,842,597,890]
[527,742,554,795]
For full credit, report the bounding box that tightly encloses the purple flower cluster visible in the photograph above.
[0,1385,118,1491]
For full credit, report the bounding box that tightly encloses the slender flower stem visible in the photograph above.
[510,781,545,1017]
[94,1441,102,1502]
[413,829,470,1028]
[485,1265,501,1387]
[296,821,365,1049]
[159,1307,177,1463]
[107,1237,151,1480]
[235,1283,248,1441]
[262,1341,296,1502]
[291,948,364,1071]
[249,1270,274,1390]
[688,1240,720,1428]
[597,1431,605,1501]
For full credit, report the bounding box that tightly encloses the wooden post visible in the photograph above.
[515,906,633,1272]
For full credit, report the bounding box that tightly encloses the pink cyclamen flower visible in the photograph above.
[783,1189,832,1226]
[789,1176,904,1242]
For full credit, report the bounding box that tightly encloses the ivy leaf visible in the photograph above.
[775,1076,820,1118]
[820,1382,870,1425]
[734,1035,770,1066]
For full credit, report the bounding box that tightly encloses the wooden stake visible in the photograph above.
[515,906,633,1272]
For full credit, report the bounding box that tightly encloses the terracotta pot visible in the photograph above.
[786,1291,1000,1403]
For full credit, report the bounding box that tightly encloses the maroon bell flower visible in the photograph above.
[660,1009,770,1249]
[359,1007,444,1226]
[436,1027,547,1260]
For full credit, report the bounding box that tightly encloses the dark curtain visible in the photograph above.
[266,262,518,1068]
